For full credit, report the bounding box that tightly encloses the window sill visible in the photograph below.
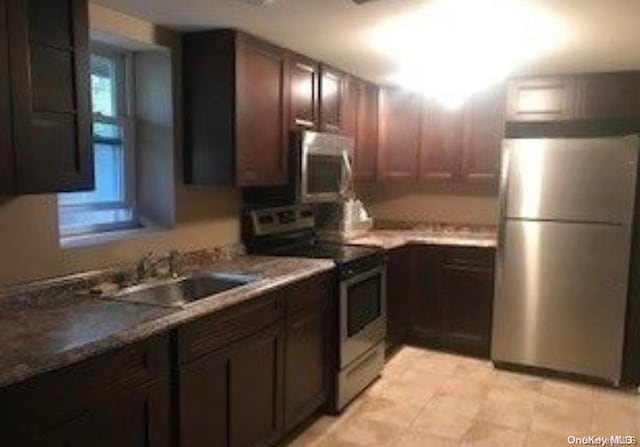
[60,225,163,249]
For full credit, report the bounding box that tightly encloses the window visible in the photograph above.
[58,47,138,237]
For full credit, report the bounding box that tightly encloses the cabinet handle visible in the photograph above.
[295,118,315,128]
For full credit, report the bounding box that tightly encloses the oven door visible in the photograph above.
[340,265,387,368]
[300,133,353,203]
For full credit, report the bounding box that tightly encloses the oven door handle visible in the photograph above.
[342,265,385,286]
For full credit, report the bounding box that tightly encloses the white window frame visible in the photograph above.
[58,43,138,238]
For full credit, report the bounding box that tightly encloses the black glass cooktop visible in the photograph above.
[271,242,382,265]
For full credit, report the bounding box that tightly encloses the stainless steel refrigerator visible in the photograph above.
[492,135,639,384]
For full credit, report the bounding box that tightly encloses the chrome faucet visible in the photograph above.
[168,250,182,278]
[135,252,163,283]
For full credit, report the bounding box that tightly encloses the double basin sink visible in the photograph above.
[104,272,261,308]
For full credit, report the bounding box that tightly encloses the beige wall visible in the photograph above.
[356,181,499,226]
[0,5,242,287]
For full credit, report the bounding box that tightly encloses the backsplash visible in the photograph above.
[355,181,499,227]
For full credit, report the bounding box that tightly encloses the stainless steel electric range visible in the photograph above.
[242,204,387,411]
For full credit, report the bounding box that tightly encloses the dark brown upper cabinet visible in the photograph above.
[574,72,640,120]
[319,65,345,133]
[288,53,320,131]
[183,30,288,187]
[419,100,464,180]
[506,76,576,122]
[341,75,359,141]
[378,87,421,180]
[0,0,13,195]
[354,81,379,182]
[507,72,640,124]
[4,0,93,194]
[379,85,504,184]
[462,85,505,182]
[337,75,380,182]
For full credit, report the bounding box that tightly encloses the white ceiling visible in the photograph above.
[94,0,640,84]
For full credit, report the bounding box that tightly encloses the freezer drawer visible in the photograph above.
[492,220,631,382]
[504,136,638,224]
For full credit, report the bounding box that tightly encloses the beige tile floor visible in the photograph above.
[288,346,640,447]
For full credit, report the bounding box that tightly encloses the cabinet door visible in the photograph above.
[506,76,576,122]
[288,54,320,130]
[341,75,359,141]
[462,85,505,182]
[7,0,93,193]
[0,0,12,194]
[354,82,378,182]
[180,349,229,447]
[236,34,287,186]
[386,246,414,351]
[23,415,89,447]
[575,73,640,120]
[440,264,494,357]
[407,247,444,346]
[320,66,343,133]
[285,305,329,430]
[229,324,284,447]
[378,88,421,180]
[84,380,171,447]
[180,323,284,447]
[419,100,463,180]
[24,380,170,447]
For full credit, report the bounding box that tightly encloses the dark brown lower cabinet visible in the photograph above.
[407,247,443,347]
[0,335,171,447]
[386,246,415,352]
[0,273,335,447]
[284,273,333,431]
[178,272,334,447]
[180,323,284,447]
[25,414,89,447]
[284,308,327,428]
[88,380,170,447]
[28,380,171,447]
[440,261,494,356]
[179,349,229,447]
[230,324,284,447]
[406,246,495,358]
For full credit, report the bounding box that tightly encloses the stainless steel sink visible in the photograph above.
[105,272,261,308]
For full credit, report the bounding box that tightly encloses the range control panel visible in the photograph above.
[247,205,315,237]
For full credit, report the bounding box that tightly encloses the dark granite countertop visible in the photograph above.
[0,255,334,389]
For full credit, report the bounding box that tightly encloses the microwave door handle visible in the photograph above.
[340,151,353,197]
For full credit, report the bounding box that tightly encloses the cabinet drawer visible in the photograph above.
[0,334,170,440]
[178,290,284,364]
[286,272,334,315]
[442,247,495,269]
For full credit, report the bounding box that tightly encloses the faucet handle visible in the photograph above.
[168,250,182,278]
[136,251,156,282]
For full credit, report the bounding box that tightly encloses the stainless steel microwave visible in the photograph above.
[297,131,354,203]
